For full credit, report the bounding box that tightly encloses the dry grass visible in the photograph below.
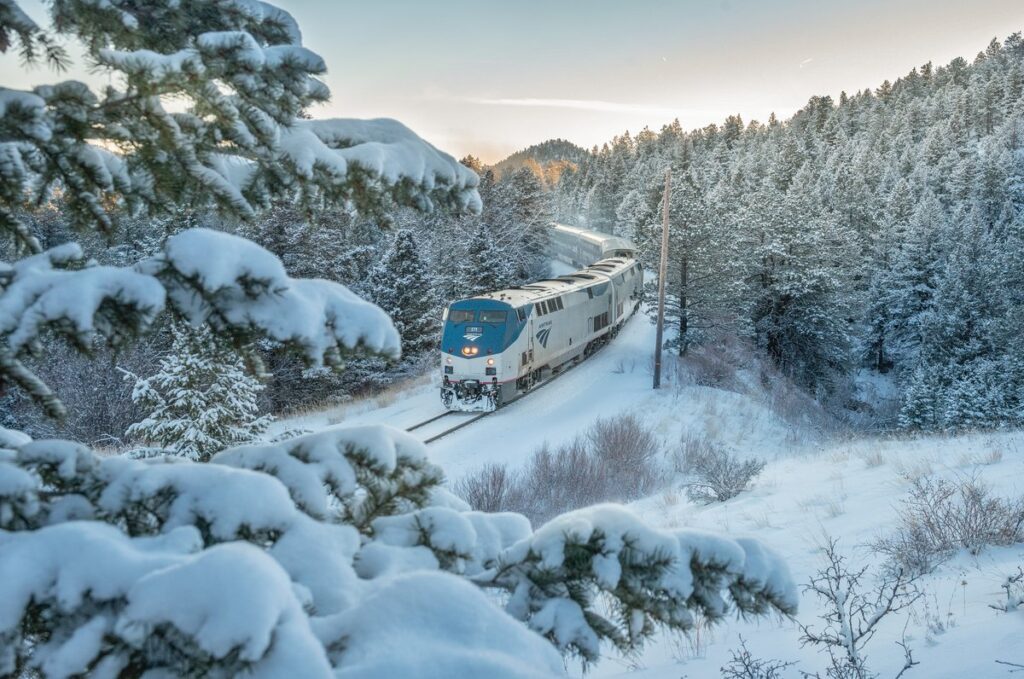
[861,449,886,468]
[324,373,433,425]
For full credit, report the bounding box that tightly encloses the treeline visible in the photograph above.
[0,163,552,443]
[551,34,1024,431]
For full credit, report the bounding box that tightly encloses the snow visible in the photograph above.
[0,426,31,450]
[314,570,565,679]
[225,0,304,44]
[97,47,202,78]
[116,542,333,677]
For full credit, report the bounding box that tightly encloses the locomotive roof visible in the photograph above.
[469,257,637,307]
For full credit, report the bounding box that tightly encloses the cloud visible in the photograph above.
[465,97,705,117]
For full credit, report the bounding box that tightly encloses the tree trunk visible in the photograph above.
[678,251,689,357]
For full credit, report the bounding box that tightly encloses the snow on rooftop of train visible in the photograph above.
[472,258,640,307]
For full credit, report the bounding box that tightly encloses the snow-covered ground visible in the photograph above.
[275,307,1024,678]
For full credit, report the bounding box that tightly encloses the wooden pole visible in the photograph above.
[653,169,670,389]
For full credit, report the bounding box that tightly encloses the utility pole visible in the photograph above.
[653,169,670,389]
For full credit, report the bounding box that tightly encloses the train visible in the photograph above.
[439,223,642,411]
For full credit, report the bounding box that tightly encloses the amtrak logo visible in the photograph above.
[463,332,482,341]
[535,327,552,348]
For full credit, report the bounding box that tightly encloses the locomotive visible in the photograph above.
[439,224,642,411]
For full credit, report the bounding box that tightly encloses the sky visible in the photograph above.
[5,0,1024,163]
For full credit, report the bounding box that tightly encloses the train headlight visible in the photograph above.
[461,346,479,357]
[445,357,453,364]
[486,358,495,366]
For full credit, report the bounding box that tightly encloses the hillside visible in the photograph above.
[491,138,590,186]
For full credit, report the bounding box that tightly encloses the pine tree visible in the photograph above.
[463,221,506,297]
[124,325,272,461]
[369,230,438,358]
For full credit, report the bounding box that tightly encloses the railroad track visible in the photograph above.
[404,320,626,445]
[404,410,492,444]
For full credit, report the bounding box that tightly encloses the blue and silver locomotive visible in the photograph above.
[440,224,642,411]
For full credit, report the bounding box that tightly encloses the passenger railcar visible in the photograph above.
[440,228,642,411]
[549,223,636,269]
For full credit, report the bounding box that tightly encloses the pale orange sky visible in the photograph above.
[5,0,1024,162]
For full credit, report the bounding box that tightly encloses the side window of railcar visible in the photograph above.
[449,309,474,323]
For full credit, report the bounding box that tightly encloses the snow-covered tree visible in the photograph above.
[368,229,438,358]
[463,220,507,296]
[124,325,272,461]
[0,0,479,419]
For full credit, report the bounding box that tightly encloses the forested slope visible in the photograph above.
[554,34,1024,431]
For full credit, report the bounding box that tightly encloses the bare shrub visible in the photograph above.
[683,342,740,390]
[989,567,1024,613]
[523,438,607,522]
[454,414,664,525]
[453,463,522,513]
[721,636,796,679]
[679,436,765,504]
[800,538,921,679]
[587,413,660,498]
[861,449,885,468]
[873,475,1024,575]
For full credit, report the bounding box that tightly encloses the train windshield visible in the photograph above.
[449,309,475,323]
[479,310,508,324]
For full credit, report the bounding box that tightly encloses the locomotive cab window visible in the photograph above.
[449,309,474,323]
[516,307,527,322]
[479,310,508,324]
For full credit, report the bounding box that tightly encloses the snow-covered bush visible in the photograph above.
[873,475,1024,575]
[679,436,766,503]
[124,325,272,461]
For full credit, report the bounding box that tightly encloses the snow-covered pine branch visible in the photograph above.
[1,227,400,418]
[1,427,799,674]
[477,505,798,664]
[212,425,445,531]
[0,522,335,678]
